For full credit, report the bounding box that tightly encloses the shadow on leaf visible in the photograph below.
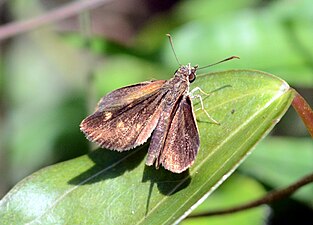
[68,142,191,196]
[68,144,147,185]
[142,166,191,195]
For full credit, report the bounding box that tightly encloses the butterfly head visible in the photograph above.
[177,63,198,83]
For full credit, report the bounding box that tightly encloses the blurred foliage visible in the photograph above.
[0,0,312,224]
[240,137,313,205]
[183,173,267,225]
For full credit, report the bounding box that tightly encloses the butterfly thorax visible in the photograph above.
[176,63,198,83]
[163,63,198,99]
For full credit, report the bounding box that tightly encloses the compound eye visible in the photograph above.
[189,73,196,83]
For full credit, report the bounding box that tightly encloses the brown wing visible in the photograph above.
[159,95,200,173]
[96,80,166,111]
[80,80,166,151]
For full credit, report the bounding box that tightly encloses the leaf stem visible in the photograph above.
[187,172,313,218]
[292,90,313,138]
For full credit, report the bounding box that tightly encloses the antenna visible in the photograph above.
[166,34,182,66]
[198,56,240,70]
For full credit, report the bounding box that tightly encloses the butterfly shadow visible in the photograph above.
[142,166,191,195]
[68,143,191,196]
[68,143,148,185]
[141,165,191,215]
[68,142,192,217]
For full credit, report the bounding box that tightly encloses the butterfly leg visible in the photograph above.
[191,85,232,96]
[190,87,220,125]
[190,86,211,96]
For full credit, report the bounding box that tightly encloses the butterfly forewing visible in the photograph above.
[80,80,166,151]
[96,80,166,111]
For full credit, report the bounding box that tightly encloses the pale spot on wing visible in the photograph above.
[117,121,124,128]
[104,112,112,120]
[126,135,133,142]
[136,124,141,131]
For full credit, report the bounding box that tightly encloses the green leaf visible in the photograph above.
[183,173,267,225]
[239,137,313,206]
[0,70,294,224]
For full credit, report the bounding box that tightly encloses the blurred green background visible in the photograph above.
[0,0,312,224]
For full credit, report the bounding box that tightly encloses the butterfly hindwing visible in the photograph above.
[159,95,200,173]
